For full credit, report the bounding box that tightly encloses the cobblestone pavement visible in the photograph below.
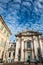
[0,63,3,65]
[3,62,43,65]
[0,62,43,65]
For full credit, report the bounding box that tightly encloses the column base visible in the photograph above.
[20,58,24,62]
[14,58,18,61]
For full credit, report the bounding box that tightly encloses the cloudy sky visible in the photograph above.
[0,0,43,42]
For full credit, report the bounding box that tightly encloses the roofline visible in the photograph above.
[41,36,43,39]
[0,15,12,35]
[15,30,42,37]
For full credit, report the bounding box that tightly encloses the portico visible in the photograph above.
[15,30,42,62]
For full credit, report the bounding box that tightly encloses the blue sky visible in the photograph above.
[0,0,43,42]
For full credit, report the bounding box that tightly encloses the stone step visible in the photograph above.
[0,63,3,65]
[3,62,43,65]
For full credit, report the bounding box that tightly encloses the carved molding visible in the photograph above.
[23,48,32,52]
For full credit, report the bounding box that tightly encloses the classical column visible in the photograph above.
[20,39,24,61]
[31,40,34,59]
[39,36,43,57]
[24,41,27,61]
[15,37,20,61]
[32,36,36,60]
[11,51,13,60]
[33,36,39,60]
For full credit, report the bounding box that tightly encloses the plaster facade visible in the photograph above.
[0,16,11,62]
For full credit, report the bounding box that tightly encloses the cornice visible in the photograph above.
[0,16,12,35]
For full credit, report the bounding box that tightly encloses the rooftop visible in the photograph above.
[15,29,42,37]
[0,15,12,35]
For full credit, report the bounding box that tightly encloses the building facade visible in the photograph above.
[15,30,43,62]
[41,37,43,58]
[0,16,11,62]
[7,42,16,62]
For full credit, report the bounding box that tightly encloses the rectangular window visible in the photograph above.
[3,28,7,36]
[6,32,9,37]
[4,41,6,48]
[1,39,6,47]
[4,29,6,34]
[27,41,31,48]
[0,24,3,30]
[13,52,15,58]
[9,52,11,57]
[1,40,3,47]
[1,38,3,47]
[0,39,1,45]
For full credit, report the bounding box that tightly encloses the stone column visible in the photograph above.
[33,36,38,60]
[21,39,24,61]
[39,36,43,57]
[11,51,13,60]
[15,37,20,61]
[31,41,34,59]
[24,41,27,61]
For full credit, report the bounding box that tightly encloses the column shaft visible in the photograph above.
[15,38,20,61]
[33,36,39,60]
[21,40,24,61]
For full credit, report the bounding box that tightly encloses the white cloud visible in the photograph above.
[0,0,10,3]
[22,2,31,7]
[37,2,42,8]
[0,0,43,41]
[13,0,21,3]
[10,4,20,10]
[0,7,4,14]
[39,0,42,1]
